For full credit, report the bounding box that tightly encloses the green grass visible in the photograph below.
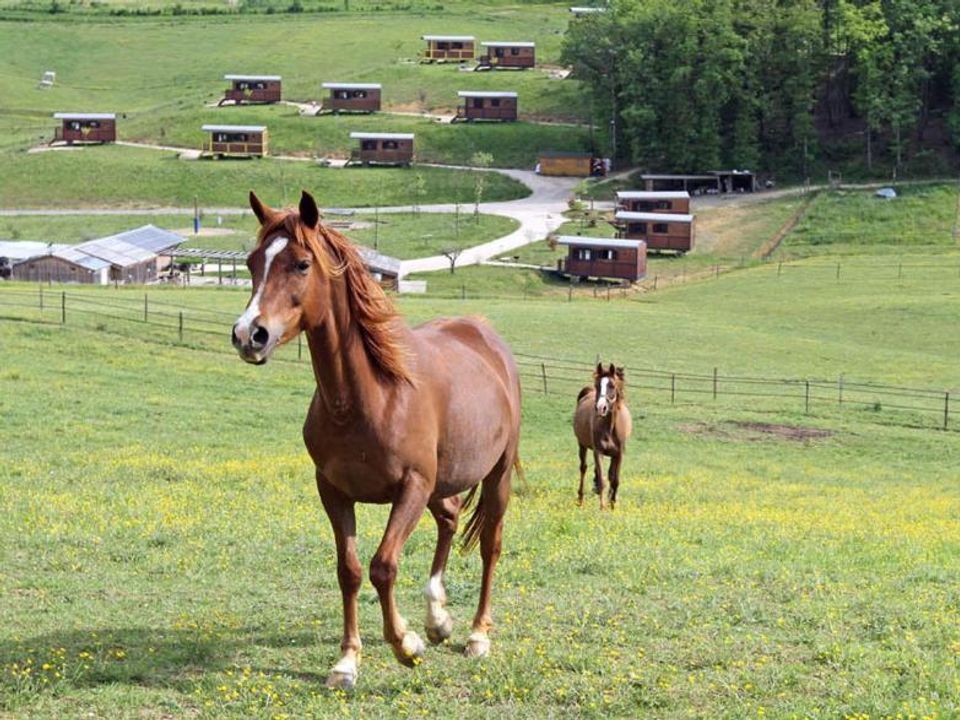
[0,145,529,208]
[350,211,518,259]
[2,259,960,718]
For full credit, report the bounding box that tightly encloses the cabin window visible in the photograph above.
[631,223,648,234]
[354,90,367,98]
[237,81,249,90]
[490,98,501,107]
[361,140,377,150]
[215,132,248,142]
[655,200,671,209]
[510,47,520,55]
[335,90,349,99]
[636,201,655,211]
[597,249,618,261]
[68,121,81,130]
[437,41,449,49]
[472,97,484,109]
[495,47,505,57]
[575,248,592,260]
[383,140,399,150]
[451,42,464,49]
[254,82,266,90]
[653,223,669,233]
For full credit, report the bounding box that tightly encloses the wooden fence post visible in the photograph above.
[568,284,572,302]
[61,291,66,324]
[671,373,676,404]
[178,311,183,342]
[945,391,950,431]
[541,363,548,395]
[805,380,810,414]
[461,284,466,300]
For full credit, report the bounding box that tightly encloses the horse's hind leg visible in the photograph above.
[424,494,462,644]
[466,453,513,658]
[577,444,588,506]
[369,470,432,668]
[316,474,363,689]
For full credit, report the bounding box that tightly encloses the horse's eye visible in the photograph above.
[296,260,311,273]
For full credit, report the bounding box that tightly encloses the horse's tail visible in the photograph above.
[460,456,523,554]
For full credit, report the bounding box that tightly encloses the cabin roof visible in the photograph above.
[202,124,267,133]
[458,91,518,99]
[556,236,644,250]
[616,211,694,223]
[350,132,415,140]
[616,191,690,200]
[53,112,116,120]
[224,74,281,81]
[422,35,475,42]
[322,82,382,90]
[481,41,535,48]
[0,240,68,261]
[640,173,719,181]
[569,6,606,13]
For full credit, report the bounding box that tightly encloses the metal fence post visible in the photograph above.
[713,367,718,400]
[778,261,782,277]
[653,275,658,291]
[39,287,43,315]
[541,363,548,395]
[838,375,844,405]
[836,263,841,282]
[298,333,303,361]
[144,293,148,323]
[945,391,950,430]
[61,291,66,324]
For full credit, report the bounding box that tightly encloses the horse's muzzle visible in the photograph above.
[232,322,271,365]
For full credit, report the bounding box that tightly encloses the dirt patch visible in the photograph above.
[681,421,833,443]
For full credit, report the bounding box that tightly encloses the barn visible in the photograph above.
[220,75,282,106]
[320,83,382,114]
[477,42,536,70]
[615,211,695,254]
[556,236,646,282]
[421,35,475,62]
[639,171,755,194]
[348,132,414,166]
[201,125,268,158]
[616,191,691,214]
[11,225,183,285]
[52,113,116,144]
[455,91,518,122]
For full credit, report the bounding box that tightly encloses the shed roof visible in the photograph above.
[422,35,475,42]
[224,74,282,81]
[556,236,644,250]
[640,174,718,181]
[356,246,401,276]
[617,191,690,200]
[322,82,382,90]
[53,112,116,120]
[458,91,518,99]
[74,225,185,267]
[202,124,268,133]
[0,240,68,261]
[569,6,606,13]
[480,41,535,48]
[52,246,111,271]
[350,132,415,140]
[616,211,694,223]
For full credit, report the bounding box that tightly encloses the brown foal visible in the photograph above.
[231,191,522,689]
[573,363,632,510]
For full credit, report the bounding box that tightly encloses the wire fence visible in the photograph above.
[0,286,955,432]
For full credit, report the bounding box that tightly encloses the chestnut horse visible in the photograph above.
[573,363,632,510]
[231,191,522,689]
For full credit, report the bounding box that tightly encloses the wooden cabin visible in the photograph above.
[477,42,535,70]
[616,191,690,214]
[320,83,382,114]
[455,91,518,122]
[201,124,268,158]
[52,113,116,144]
[615,211,695,254]
[348,132,414,166]
[219,75,282,106]
[537,151,596,177]
[557,236,646,282]
[421,35,475,62]
[569,6,606,17]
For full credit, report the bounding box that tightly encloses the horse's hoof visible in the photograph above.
[576,497,584,507]
[464,632,490,658]
[325,667,357,690]
[395,631,426,667]
[426,613,453,644]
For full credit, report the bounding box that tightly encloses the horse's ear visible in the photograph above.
[608,362,616,375]
[249,191,275,226]
[616,366,625,380]
[299,190,320,230]
[595,362,603,377]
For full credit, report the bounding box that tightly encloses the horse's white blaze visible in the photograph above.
[596,377,610,414]
[236,236,289,331]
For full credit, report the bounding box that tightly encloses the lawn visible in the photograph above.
[2,258,960,718]
[0,145,529,208]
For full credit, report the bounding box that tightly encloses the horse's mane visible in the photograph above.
[257,211,411,384]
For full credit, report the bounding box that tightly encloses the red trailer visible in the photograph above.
[320,83,382,114]
[201,124,268,158]
[477,41,536,70]
[616,191,691,214]
[557,236,646,282]
[421,35,475,62]
[615,211,695,254]
[52,112,116,144]
[348,132,414,166]
[455,91,518,122]
[219,75,282,106]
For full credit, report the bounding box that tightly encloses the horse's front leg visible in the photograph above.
[593,450,606,510]
[608,453,622,511]
[577,444,588,506]
[316,474,362,689]
[424,494,461,644]
[370,470,432,667]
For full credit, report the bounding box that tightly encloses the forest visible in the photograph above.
[562,0,959,178]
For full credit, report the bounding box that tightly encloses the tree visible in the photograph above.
[471,151,494,221]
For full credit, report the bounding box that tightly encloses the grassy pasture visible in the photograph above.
[2,260,960,718]
[0,145,529,208]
